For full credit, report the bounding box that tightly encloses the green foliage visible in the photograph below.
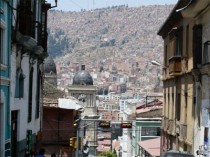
[47,28,71,57]
[98,151,117,157]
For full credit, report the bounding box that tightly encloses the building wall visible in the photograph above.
[0,0,11,156]
[42,108,75,155]
[132,120,161,156]
[8,0,50,155]
[10,52,41,156]
[193,6,210,155]
[161,11,195,154]
[68,85,97,156]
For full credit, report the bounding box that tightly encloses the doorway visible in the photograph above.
[0,103,4,157]
[11,111,18,157]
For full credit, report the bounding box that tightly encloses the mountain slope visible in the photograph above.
[47,5,174,64]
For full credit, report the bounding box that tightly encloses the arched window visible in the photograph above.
[15,68,25,98]
[28,67,34,122]
[36,69,41,118]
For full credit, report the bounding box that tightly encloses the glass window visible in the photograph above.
[15,69,25,98]
[36,70,41,118]
[141,127,160,136]
[203,41,210,64]
[0,28,5,64]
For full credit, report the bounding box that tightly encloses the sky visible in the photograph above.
[47,0,178,12]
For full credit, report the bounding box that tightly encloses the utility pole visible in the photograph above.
[76,126,79,157]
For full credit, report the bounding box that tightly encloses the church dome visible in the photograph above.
[73,65,93,85]
[44,57,57,74]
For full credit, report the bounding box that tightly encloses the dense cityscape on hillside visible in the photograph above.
[47,5,174,92]
[2,0,210,157]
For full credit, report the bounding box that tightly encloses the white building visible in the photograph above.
[9,0,53,156]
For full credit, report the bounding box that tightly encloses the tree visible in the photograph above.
[98,151,117,157]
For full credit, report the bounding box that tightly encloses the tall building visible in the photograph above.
[158,0,210,155]
[42,58,81,156]
[0,0,12,156]
[44,57,57,86]
[8,0,54,156]
[68,64,98,156]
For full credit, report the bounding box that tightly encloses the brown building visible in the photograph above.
[41,60,80,156]
[42,98,76,155]
[158,0,210,155]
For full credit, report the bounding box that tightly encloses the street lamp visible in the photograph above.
[151,60,167,69]
[151,60,162,66]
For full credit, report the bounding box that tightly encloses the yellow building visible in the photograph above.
[158,0,210,155]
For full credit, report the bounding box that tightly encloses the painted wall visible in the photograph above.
[10,50,41,156]
[161,13,195,153]
[0,0,11,156]
[193,8,210,154]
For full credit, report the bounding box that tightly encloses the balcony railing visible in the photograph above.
[169,56,182,75]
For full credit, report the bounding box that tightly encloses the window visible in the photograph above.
[164,45,168,66]
[175,28,183,56]
[36,69,41,118]
[15,68,25,98]
[193,25,202,68]
[28,67,34,122]
[0,103,3,157]
[184,92,188,124]
[0,27,6,64]
[19,0,33,36]
[176,93,181,121]
[203,41,210,64]
[186,25,189,57]
[141,127,160,136]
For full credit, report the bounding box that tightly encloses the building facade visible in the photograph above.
[179,0,210,155]
[9,0,53,156]
[68,65,98,156]
[0,0,12,156]
[158,0,210,155]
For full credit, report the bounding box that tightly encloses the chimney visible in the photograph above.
[81,64,85,70]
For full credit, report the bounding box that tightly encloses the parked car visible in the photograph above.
[162,150,195,157]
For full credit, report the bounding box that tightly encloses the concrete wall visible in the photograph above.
[10,49,41,156]
[0,0,11,156]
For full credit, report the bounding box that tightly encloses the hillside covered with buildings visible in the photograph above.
[47,5,174,92]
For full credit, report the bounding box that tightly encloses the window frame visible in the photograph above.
[203,41,210,64]
[28,67,34,122]
[36,69,41,119]
[0,21,6,65]
[15,68,25,98]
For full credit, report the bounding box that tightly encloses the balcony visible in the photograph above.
[169,56,182,76]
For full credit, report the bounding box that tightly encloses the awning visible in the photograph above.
[58,98,83,110]
[138,137,160,157]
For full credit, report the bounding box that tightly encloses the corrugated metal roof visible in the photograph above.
[138,137,161,157]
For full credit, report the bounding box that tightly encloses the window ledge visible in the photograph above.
[0,8,4,14]
[0,64,8,71]
[0,76,10,85]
